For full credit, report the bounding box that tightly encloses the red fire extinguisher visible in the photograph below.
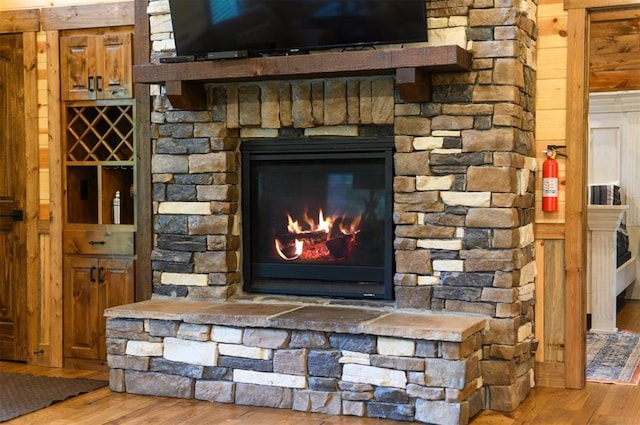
[542,148,559,212]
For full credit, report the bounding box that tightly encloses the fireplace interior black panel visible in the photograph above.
[241,138,394,300]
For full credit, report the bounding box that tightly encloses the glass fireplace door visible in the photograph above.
[241,138,394,299]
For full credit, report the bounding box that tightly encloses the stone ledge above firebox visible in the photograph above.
[105,299,487,341]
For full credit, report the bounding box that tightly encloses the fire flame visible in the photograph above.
[274,209,361,261]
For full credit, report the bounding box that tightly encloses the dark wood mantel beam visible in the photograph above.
[135,45,472,108]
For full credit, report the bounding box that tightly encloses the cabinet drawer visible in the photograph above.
[64,230,134,255]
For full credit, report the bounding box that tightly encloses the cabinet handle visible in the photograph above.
[88,76,94,92]
[89,240,106,245]
[98,267,105,283]
[90,266,96,282]
[96,75,103,92]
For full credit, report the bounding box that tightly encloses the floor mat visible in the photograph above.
[0,372,107,422]
[586,331,640,385]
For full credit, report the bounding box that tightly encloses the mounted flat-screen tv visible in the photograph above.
[167,0,427,60]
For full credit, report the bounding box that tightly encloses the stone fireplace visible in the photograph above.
[105,1,539,424]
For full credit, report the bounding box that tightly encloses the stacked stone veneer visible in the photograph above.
[123,0,540,421]
[106,303,487,425]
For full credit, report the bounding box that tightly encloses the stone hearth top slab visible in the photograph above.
[105,299,487,342]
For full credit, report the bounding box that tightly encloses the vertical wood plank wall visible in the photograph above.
[534,0,569,386]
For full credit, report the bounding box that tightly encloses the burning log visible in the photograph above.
[276,230,328,246]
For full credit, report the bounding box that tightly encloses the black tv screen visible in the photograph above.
[168,0,427,59]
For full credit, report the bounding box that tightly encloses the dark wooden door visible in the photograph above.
[0,33,27,362]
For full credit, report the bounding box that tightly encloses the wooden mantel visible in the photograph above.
[133,45,473,109]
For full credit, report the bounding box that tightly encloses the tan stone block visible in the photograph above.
[442,103,494,116]
[393,212,418,225]
[238,85,261,126]
[493,229,518,248]
[324,79,347,126]
[395,116,431,136]
[395,249,431,274]
[359,79,373,124]
[394,176,416,192]
[394,151,430,176]
[292,82,313,128]
[491,193,518,208]
[484,318,518,345]
[481,287,518,303]
[279,84,293,127]
[467,166,517,193]
[469,8,517,27]
[396,225,456,239]
[496,302,521,318]
[481,359,516,386]
[473,85,520,103]
[462,128,516,152]
[312,81,324,125]
[394,135,414,153]
[347,79,360,124]
[466,208,519,228]
[260,83,280,129]
[226,85,239,129]
[431,115,475,132]
[494,58,525,87]
[371,78,394,124]
[472,40,519,58]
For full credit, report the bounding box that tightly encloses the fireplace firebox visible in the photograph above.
[241,138,394,300]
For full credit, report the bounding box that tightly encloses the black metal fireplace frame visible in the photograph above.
[241,137,394,300]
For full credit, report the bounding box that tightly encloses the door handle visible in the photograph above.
[98,267,105,283]
[0,210,23,221]
[88,75,94,92]
[90,266,96,282]
[96,75,103,92]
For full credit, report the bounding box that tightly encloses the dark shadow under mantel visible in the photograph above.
[134,45,473,109]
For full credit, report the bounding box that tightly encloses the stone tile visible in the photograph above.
[361,312,486,342]
[268,306,386,333]
[183,303,300,327]
[105,299,216,321]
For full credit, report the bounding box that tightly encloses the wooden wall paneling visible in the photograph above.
[589,14,640,92]
[0,9,39,33]
[134,0,152,301]
[535,240,546,362]
[23,30,42,366]
[564,7,589,389]
[46,30,64,368]
[565,0,640,9]
[40,2,134,31]
[544,240,566,363]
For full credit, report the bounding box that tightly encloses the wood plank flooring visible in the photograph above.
[1,301,638,425]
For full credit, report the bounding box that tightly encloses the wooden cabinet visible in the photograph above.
[64,256,134,365]
[61,26,136,369]
[60,31,133,101]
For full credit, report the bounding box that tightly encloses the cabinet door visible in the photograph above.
[96,32,133,99]
[64,256,134,361]
[64,257,101,360]
[60,35,97,101]
[60,32,133,101]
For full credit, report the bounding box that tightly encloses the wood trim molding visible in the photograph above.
[565,0,640,9]
[23,31,41,366]
[564,7,589,390]
[41,1,134,31]
[0,9,39,33]
[134,0,152,302]
[46,30,64,368]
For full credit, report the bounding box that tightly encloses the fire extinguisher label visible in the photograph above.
[542,177,558,197]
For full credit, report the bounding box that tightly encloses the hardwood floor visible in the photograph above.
[2,301,638,425]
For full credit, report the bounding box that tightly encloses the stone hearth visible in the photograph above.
[106,1,540,424]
